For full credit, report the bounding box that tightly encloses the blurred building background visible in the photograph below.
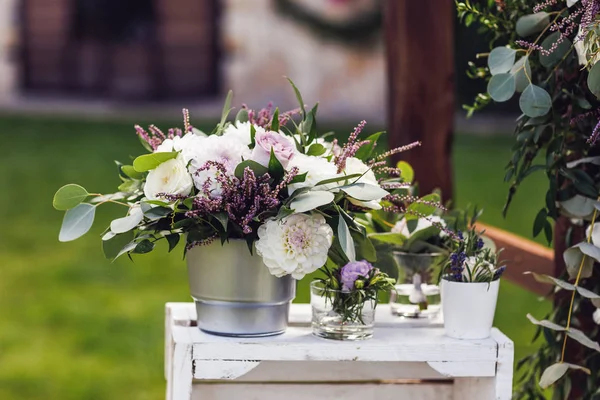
[0,0,389,122]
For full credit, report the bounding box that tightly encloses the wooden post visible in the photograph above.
[384,0,455,201]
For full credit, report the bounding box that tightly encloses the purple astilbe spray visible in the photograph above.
[340,260,374,292]
[187,161,299,236]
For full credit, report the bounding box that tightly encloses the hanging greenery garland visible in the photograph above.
[273,0,382,46]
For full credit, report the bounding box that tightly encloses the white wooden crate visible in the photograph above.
[165,303,513,400]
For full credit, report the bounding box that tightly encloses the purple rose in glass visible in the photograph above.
[340,260,374,292]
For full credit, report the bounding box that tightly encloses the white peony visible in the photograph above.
[255,213,334,279]
[462,256,494,281]
[223,121,264,146]
[286,154,340,195]
[186,135,251,196]
[143,155,193,201]
[391,216,447,238]
[343,157,385,210]
[594,308,600,325]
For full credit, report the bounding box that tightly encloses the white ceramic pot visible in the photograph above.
[441,278,500,339]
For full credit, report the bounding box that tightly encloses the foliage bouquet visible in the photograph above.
[52,81,439,336]
[441,226,506,339]
[311,260,395,340]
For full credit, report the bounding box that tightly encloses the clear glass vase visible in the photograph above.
[310,281,376,341]
[389,252,443,319]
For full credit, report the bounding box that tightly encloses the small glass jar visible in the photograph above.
[310,281,375,340]
[390,252,443,319]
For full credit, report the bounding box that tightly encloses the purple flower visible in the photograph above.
[251,131,296,168]
[340,260,374,292]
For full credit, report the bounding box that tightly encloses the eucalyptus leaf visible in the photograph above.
[576,286,600,299]
[289,191,335,213]
[133,152,178,172]
[523,271,575,291]
[539,363,590,389]
[559,195,596,218]
[307,143,326,156]
[487,73,516,102]
[488,47,517,75]
[510,56,532,92]
[58,203,96,242]
[338,214,356,262]
[121,165,144,180]
[516,12,549,37]
[540,32,572,68]
[53,184,89,211]
[520,84,552,117]
[567,328,600,352]
[340,183,389,201]
[133,239,155,254]
[563,243,595,279]
[110,210,143,234]
[526,314,566,331]
[588,61,600,99]
[566,156,600,168]
[235,108,249,123]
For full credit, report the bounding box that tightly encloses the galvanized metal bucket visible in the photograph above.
[186,240,296,337]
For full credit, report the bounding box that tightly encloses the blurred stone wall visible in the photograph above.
[222,0,386,123]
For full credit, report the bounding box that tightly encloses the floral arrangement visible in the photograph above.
[52,81,440,282]
[316,260,395,323]
[458,0,600,395]
[442,228,506,283]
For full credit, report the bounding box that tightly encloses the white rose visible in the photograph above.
[255,213,333,279]
[155,133,205,166]
[344,157,384,210]
[286,154,340,195]
[143,155,193,201]
[223,121,264,146]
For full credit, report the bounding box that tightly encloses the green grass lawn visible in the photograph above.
[0,114,550,399]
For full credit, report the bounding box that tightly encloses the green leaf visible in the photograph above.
[286,78,306,119]
[516,12,550,37]
[588,61,600,99]
[235,108,249,123]
[289,172,307,184]
[567,328,600,352]
[132,152,178,172]
[354,131,384,161]
[340,183,389,201]
[268,148,285,181]
[234,160,269,179]
[142,205,172,221]
[563,243,595,279]
[523,271,575,291]
[289,191,335,213]
[102,230,134,260]
[487,73,516,102]
[53,184,89,210]
[540,32,572,68]
[526,314,566,331]
[510,56,532,92]
[307,143,326,156]
[58,203,96,242]
[405,193,441,220]
[520,84,552,117]
[121,165,144,180]
[368,232,407,245]
[117,180,142,193]
[218,90,233,129]
[533,209,547,237]
[488,47,517,75]
[166,234,180,252]
[133,239,155,254]
[271,107,280,132]
[397,161,414,183]
[338,214,356,262]
[110,210,143,234]
[213,212,229,232]
[539,363,590,389]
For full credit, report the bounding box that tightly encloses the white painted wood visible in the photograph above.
[191,383,454,400]
[165,303,515,400]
